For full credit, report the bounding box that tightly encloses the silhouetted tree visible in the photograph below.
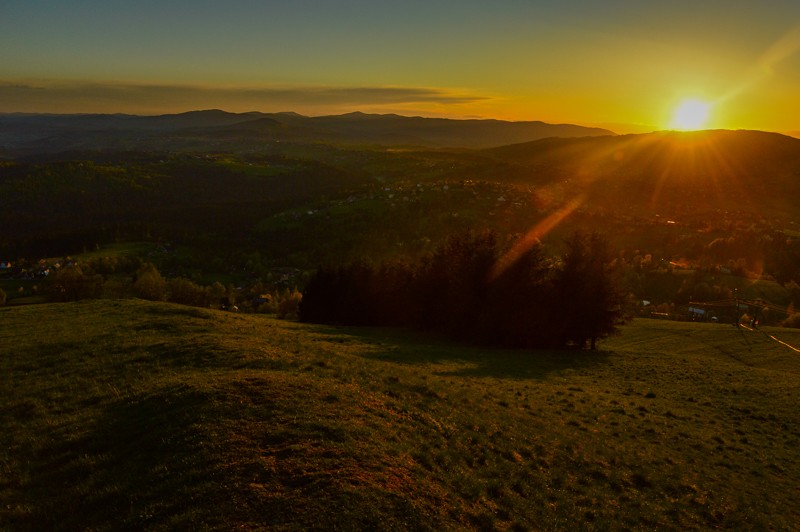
[552,232,626,349]
[300,230,625,350]
[414,231,498,338]
[370,259,416,326]
[486,243,553,348]
[298,265,340,323]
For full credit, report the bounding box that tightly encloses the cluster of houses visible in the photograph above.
[0,258,74,280]
[275,180,544,223]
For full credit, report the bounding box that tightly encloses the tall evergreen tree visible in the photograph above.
[553,232,626,349]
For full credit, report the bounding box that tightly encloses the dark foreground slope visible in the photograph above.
[3,299,800,529]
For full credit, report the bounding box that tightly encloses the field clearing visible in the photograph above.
[66,242,157,261]
[2,300,799,529]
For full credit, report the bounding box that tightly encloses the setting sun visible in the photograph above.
[670,99,712,130]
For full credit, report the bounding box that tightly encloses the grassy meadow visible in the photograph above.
[2,299,800,530]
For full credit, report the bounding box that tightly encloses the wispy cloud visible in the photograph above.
[0,80,490,114]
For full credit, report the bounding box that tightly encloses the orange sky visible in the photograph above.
[2,1,800,134]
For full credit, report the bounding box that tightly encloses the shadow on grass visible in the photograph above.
[14,384,225,531]
[303,323,611,380]
[433,349,612,380]
[143,304,214,320]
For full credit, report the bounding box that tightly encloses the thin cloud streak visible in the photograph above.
[0,80,491,115]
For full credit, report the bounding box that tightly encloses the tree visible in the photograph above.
[486,242,552,348]
[206,282,227,305]
[787,280,800,310]
[298,265,339,323]
[167,277,209,307]
[133,263,166,301]
[277,289,303,319]
[0,287,6,306]
[300,230,626,350]
[416,231,497,336]
[298,262,384,325]
[552,231,626,349]
[48,263,103,302]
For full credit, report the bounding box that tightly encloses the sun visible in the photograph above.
[670,99,712,130]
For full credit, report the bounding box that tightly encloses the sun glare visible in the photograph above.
[670,99,711,130]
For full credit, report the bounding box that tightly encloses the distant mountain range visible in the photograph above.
[0,109,614,155]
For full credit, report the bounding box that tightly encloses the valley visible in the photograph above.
[2,112,799,316]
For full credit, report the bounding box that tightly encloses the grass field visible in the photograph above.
[2,300,800,530]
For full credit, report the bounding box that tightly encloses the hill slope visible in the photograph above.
[3,127,800,276]
[3,299,800,529]
[485,129,800,219]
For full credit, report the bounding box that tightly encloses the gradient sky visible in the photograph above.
[2,1,800,133]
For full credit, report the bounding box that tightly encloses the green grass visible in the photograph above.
[0,280,47,306]
[2,300,800,529]
[64,241,157,261]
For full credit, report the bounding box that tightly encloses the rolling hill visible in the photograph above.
[2,299,800,529]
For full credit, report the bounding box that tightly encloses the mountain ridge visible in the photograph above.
[0,109,615,154]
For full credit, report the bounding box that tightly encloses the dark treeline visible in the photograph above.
[299,231,626,349]
[20,255,303,318]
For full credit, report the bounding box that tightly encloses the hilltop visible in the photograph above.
[2,299,800,529]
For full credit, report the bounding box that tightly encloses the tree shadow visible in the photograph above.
[432,348,612,380]
[302,323,611,380]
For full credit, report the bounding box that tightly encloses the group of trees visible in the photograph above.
[300,231,626,349]
[44,258,231,308]
[39,256,305,317]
